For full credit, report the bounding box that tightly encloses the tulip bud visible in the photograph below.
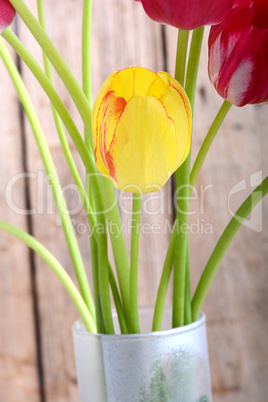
[135,0,236,30]
[92,67,191,194]
[0,0,16,34]
[208,0,268,106]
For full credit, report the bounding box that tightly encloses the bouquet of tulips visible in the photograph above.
[0,0,267,336]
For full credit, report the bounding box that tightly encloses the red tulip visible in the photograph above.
[134,0,236,30]
[0,0,16,34]
[208,0,268,106]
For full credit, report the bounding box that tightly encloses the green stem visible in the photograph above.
[192,176,268,321]
[90,195,125,334]
[98,219,114,334]
[0,221,96,333]
[129,194,142,333]
[7,13,118,328]
[4,2,127,334]
[82,0,93,115]
[101,179,131,327]
[36,0,99,321]
[175,29,189,86]
[89,235,102,333]
[172,170,189,327]
[184,247,192,325]
[154,99,236,325]
[152,228,175,331]
[92,174,114,334]
[9,0,93,149]
[36,0,96,233]
[84,4,119,326]
[172,27,204,328]
[3,25,107,252]
[81,0,131,330]
[190,100,232,190]
[172,29,191,329]
[108,266,128,334]
[0,38,95,317]
[185,26,205,110]
[2,29,96,175]
[186,100,231,321]
[81,0,100,285]
[38,1,115,331]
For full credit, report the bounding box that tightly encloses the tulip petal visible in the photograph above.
[0,0,16,33]
[252,0,268,31]
[208,0,268,106]
[95,91,126,178]
[157,72,192,165]
[92,70,118,149]
[138,0,236,30]
[160,90,191,167]
[108,95,178,193]
[111,67,167,102]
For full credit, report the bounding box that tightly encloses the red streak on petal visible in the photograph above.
[168,81,192,134]
[99,91,126,181]
[105,151,117,182]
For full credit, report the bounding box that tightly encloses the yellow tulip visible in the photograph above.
[92,67,191,193]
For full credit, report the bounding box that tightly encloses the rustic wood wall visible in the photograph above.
[0,0,267,401]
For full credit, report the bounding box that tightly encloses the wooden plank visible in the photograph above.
[165,26,268,401]
[0,46,40,400]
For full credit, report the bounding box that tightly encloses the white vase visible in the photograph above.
[72,306,212,401]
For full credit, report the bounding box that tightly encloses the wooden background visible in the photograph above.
[0,0,267,401]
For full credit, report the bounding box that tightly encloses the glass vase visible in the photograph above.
[72,306,212,401]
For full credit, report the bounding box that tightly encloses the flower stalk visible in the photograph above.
[35,0,96,230]
[190,100,232,189]
[82,0,93,111]
[0,221,96,333]
[192,176,268,320]
[1,28,96,174]
[173,26,204,328]
[9,0,94,148]
[100,180,131,328]
[0,37,95,317]
[129,193,142,333]
[175,29,189,86]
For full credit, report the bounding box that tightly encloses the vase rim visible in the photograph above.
[72,306,206,339]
